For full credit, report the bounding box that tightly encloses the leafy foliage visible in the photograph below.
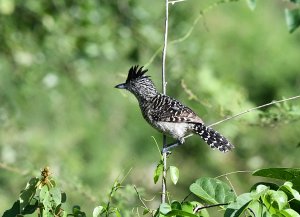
[3,167,70,217]
[190,177,236,205]
[1,0,300,216]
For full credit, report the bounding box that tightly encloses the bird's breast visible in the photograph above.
[154,121,190,140]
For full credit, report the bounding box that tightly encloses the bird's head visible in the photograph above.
[115,65,158,100]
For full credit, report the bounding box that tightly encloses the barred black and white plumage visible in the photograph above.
[115,65,234,153]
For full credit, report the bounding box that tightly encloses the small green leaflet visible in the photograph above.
[246,0,256,10]
[285,8,300,33]
[154,160,163,184]
[169,166,179,185]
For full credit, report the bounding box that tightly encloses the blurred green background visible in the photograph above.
[1,0,300,215]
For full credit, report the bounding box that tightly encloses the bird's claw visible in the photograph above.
[161,148,172,156]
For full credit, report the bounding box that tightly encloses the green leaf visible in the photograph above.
[154,160,163,184]
[253,168,300,181]
[188,201,210,217]
[281,182,300,201]
[39,185,49,201]
[171,200,181,210]
[262,190,288,212]
[93,206,103,217]
[170,166,179,185]
[280,208,300,217]
[143,208,150,215]
[165,210,198,217]
[246,0,256,10]
[190,177,236,205]
[19,177,39,212]
[39,185,54,213]
[290,0,300,4]
[285,8,300,33]
[61,192,67,203]
[50,187,62,207]
[251,184,270,200]
[247,200,269,217]
[160,203,172,215]
[3,200,21,217]
[250,182,279,193]
[114,209,121,217]
[224,193,252,217]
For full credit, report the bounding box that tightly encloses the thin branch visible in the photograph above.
[182,95,300,140]
[0,162,30,175]
[225,175,237,197]
[144,0,242,67]
[193,203,229,213]
[209,95,300,127]
[215,170,253,179]
[133,185,152,215]
[161,0,169,204]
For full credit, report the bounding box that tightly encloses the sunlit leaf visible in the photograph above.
[115,209,121,217]
[154,160,163,184]
[224,193,252,217]
[160,203,171,215]
[285,8,300,33]
[50,187,62,207]
[253,168,300,180]
[250,182,279,193]
[246,0,256,10]
[247,200,269,217]
[165,210,198,217]
[39,185,49,201]
[250,184,270,200]
[281,182,300,201]
[280,208,300,217]
[93,206,103,217]
[262,190,288,212]
[169,166,179,185]
[19,177,39,212]
[190,177,236,205]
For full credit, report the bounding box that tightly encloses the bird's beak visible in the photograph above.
[115,83,127,89]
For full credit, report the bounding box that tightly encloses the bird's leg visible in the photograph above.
[162,138,185,153]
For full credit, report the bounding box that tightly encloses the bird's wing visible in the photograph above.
[150,95,203,123]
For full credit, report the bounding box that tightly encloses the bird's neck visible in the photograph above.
[134,88,159,102]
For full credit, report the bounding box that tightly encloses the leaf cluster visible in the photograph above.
[3,167,69,217]
[152,168,300,217]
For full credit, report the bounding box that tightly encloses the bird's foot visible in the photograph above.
[161,139,184,154]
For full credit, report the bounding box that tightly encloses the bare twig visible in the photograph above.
[215,170,253,178]
[0,162,30,175]
[225,176,237,197]
[182,95,300,140]
[144,0,242,67]
[133,185,153,216]
[193,203,229,213]
[209,95,300,127]
[161,0,169,204]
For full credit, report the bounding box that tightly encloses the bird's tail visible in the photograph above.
[192,123,234,152]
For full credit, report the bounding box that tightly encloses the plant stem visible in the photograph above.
[161,0,169,204]
[209,95,300,127]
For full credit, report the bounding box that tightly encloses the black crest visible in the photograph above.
[126,65,149,83]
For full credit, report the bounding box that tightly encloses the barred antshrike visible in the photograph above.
[115,66,234,153]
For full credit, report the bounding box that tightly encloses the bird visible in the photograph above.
[115,65,234,153]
